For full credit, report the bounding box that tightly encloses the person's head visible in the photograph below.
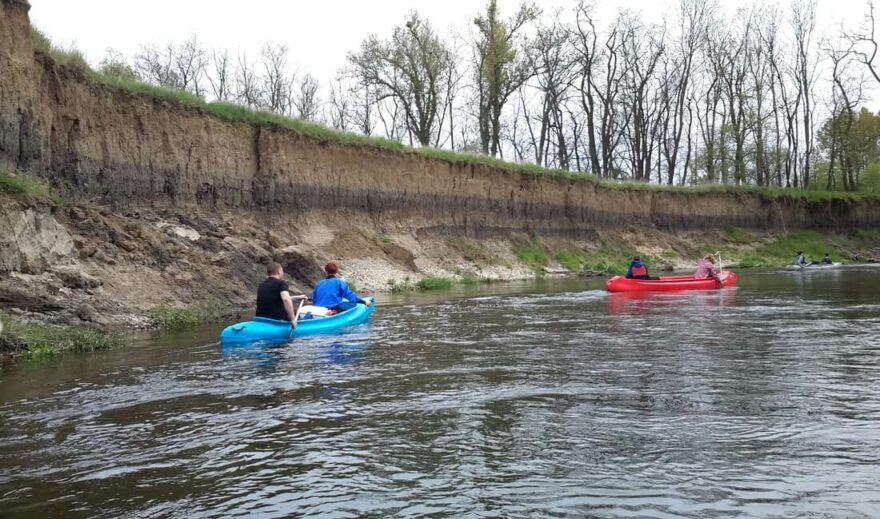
[633,255,641,261]
[797,251,803,255]
[324,262,339,276]
[824,252,830,256]
[704,253,715,263]
[266,261,283,278]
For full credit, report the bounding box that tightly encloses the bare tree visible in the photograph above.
[235,51,262,108]
[347,12,452,146]
[260,42,293,114]
[207,49,233,101]
[618,13,665,181]
[522,13,576,168]
[134,43,179,89]
[791,0,818,188]
[293,73,321,120]
[326,79,351,130]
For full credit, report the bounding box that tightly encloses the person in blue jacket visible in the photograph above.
[625,255,654,280]
[312,262,372,312]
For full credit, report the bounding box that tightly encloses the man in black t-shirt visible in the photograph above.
[256,262,308,327]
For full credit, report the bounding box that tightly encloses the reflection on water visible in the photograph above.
[1,268,880,517]
[607,288,738,316]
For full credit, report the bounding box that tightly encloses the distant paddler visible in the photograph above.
[693,254,721,284]
[625,255,657,280]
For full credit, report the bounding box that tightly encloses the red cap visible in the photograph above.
[325,262,338,275]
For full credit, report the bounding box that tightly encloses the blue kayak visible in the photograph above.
[219,300,375,345]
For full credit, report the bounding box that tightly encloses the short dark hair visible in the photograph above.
[266,261,282,275]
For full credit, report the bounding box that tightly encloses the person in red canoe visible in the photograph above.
[693,254,721,282]
[625,256,657,280]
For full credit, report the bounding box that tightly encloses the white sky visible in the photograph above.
[28,0,874,87]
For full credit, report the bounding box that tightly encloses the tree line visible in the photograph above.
[94,0,880,192]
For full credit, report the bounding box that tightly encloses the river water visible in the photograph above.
[1,267,879,517]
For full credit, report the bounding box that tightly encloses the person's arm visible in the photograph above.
[340,280,370,305]
[281,291,297,327]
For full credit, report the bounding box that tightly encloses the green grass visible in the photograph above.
[387,277,416,293]
[417,277,453,290]
[724,229,879,268]
[581,252,634,274]
[0,169,59,202]
[459,274,491,286]
[555,249,591,271]
[28,28,880,202]
[515,245,549,270]
[148,305,199,330]
[722,225,760,244]
[147,294,232,330]
[31,27,89,71]
[1,315,123,361]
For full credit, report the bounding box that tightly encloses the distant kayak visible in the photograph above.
[220,299,375,345]
[785,263,842,271]
[606,271,738,293]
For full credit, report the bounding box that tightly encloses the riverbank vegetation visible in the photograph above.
[726,229,880,268]
[0,314,123,361]
[27,0,880,200]
[0,168,60,203]
[147,296,231,330]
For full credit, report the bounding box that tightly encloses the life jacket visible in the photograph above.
[630,264,648,277]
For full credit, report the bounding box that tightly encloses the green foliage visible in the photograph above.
[859,163,880,195]
[417,277,453,290]
[447,237,491,262]
[98,57,140,82]
[30,27,89,71]
[148,296,230,330]
[722,225,759,244]
[1,315,123,361]
[149,305,199,330]
[0,169,59,202]
[851,228,880,246]
[387,277,416,293]
[515,245,549,270]
[581,252,633,275]
[459,274,491,286]
[555,249,590,271]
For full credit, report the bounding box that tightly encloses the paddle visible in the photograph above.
[288,298,305,341]
[713,251,724,287]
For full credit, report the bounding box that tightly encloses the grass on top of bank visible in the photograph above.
[28,28,880,203]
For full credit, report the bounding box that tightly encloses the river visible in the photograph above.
[1,267,879,517]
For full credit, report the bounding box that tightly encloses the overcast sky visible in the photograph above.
[28,0,875,88]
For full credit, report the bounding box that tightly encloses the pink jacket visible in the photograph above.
[694,259,717,279]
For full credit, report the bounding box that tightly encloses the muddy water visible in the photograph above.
[1,268,879,517]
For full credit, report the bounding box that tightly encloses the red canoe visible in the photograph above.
[605,271,738,293]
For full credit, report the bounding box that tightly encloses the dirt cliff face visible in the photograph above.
[2,0,880,333]
[2,0,878,240]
